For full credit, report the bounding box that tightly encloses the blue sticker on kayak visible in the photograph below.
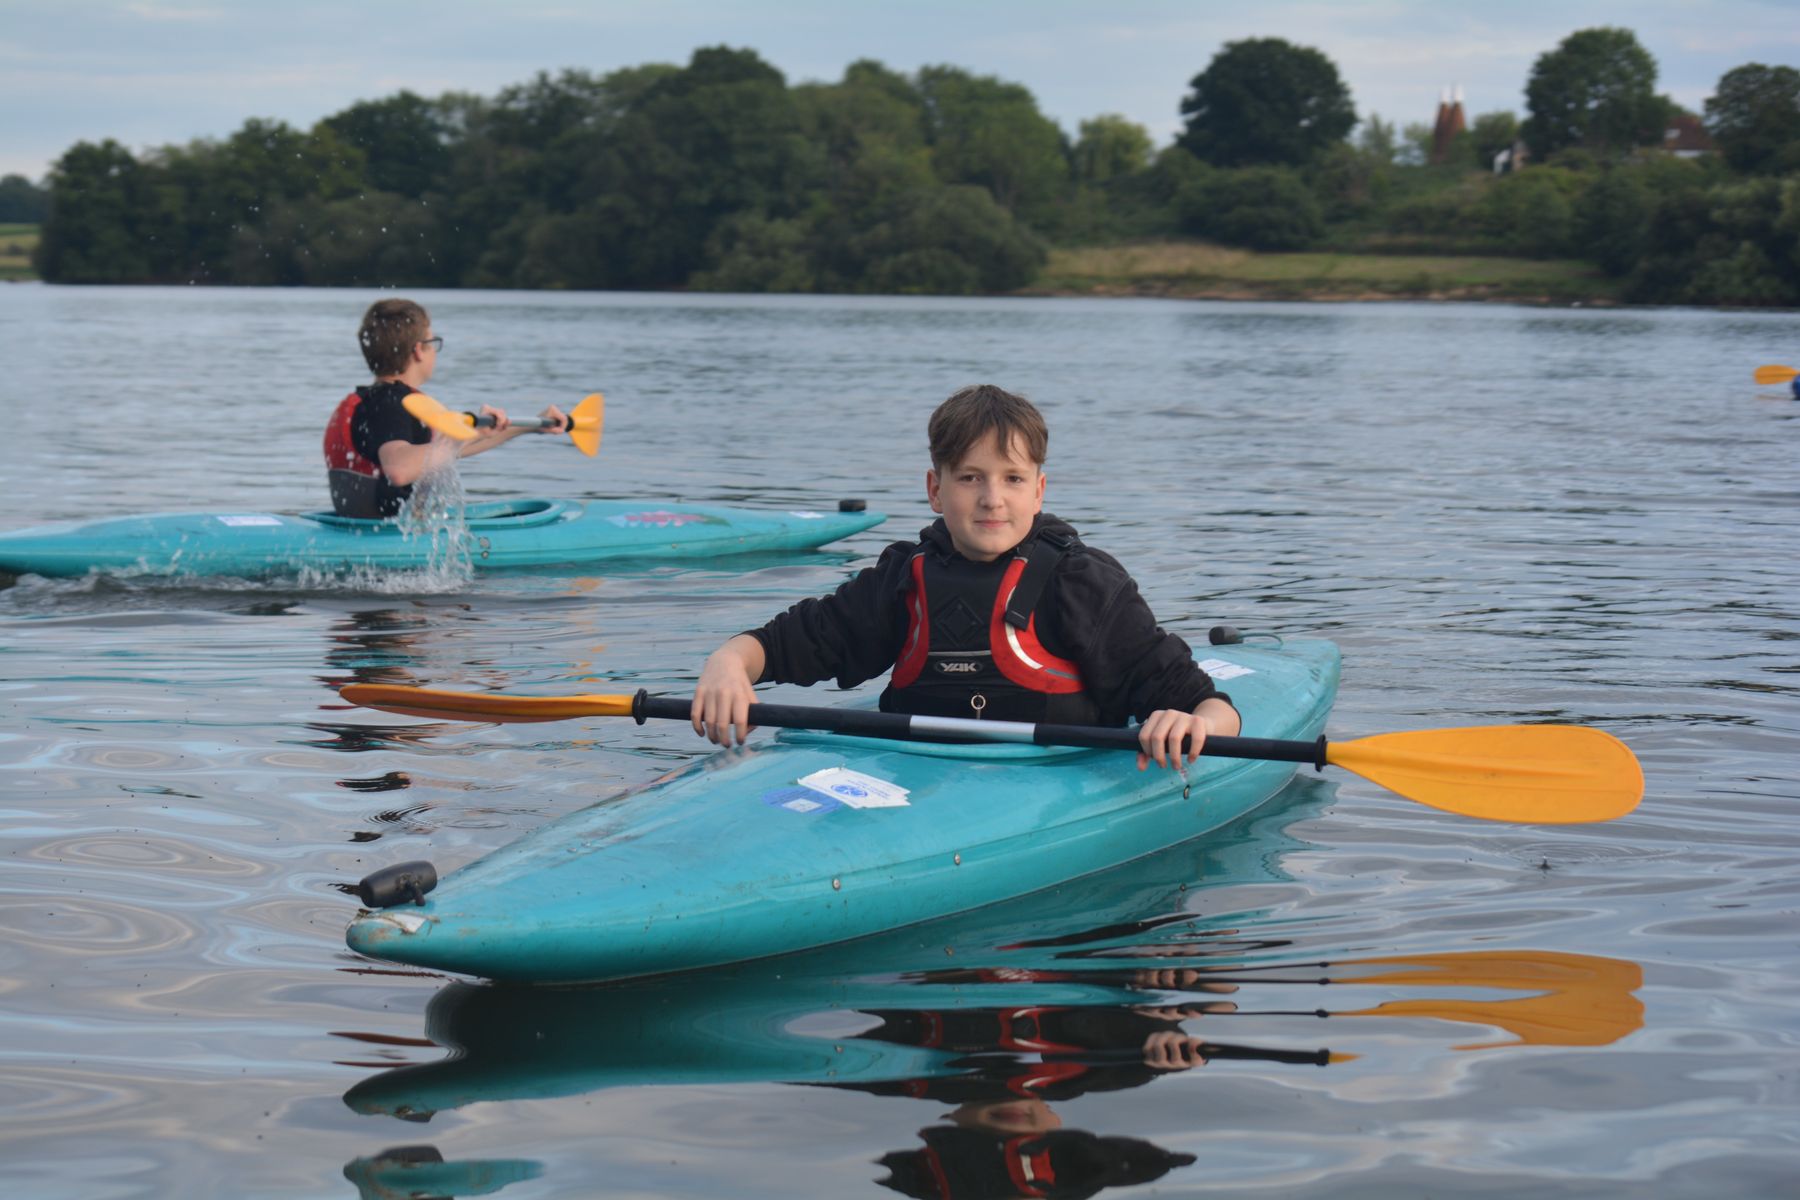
[762,786,841,815]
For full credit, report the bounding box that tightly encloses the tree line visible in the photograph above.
[21,29,1800,305]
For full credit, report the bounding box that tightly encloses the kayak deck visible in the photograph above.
[345,638,1340,984]
[0,498,886,578]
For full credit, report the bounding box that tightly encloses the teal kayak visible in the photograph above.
[344,788,1338,1116]
[344,637,1340,984]
[0,498,884,578]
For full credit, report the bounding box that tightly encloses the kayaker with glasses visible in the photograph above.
[323,298,568,518]
[691,384,1242,775]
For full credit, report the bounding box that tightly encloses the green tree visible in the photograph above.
[1469,111,1520,169]
[1705,63,1800,174]
[1355,114,1399,163]
[1072,115,1152,184]
[1312,141,1393,221]
[1578,168,1652,274]
[693,213,817,292]
[915,65,1069,226]
[857,184,1046,294]
[320,91,452,199]
[35,140,153,281]
[1480,167,1583,256]
[0,174,48,222]
[1523,28,1668,158]
[1178,38,1355,167]
[1176,166,1322,249]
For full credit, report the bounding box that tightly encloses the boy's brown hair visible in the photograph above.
[928,384,1048,471]
[358,298,431,376]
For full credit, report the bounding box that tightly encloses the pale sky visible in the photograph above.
[4,0,1798,182]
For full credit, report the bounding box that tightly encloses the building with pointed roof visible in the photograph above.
[1431,85,1467,165]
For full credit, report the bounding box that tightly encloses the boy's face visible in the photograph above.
[926,430,1045,562]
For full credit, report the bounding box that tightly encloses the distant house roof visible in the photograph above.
[1431,85,1467,165]
[1663,114,1715,157]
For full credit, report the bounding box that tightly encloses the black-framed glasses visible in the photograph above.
[419,336,444,351]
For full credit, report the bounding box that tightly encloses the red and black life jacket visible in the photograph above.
[882,530,1101,725]
[323,390,385,518]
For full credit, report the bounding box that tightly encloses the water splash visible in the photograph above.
[389,458,474,588]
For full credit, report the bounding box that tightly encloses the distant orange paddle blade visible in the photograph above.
[568,393,604,457]
[1752,364,1797,385]
[1327,725,1643,823]
[340,683,635,722]
[402,392,477,441]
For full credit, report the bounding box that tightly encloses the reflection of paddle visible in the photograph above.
[1167,949,1643,1049]
[337,683,1644,824]
[404,392,604,456]
[1323,949,1645,1049]
[1752,364,1797,384]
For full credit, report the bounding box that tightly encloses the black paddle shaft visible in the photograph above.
[630,690,1328,767]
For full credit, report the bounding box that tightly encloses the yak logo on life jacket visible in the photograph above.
[934,659,984,675]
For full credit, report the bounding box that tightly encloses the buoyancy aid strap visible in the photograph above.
[1003,529,1074,630]
[1002,1135,1057,1197]
[890,552,931,688]
[991,558,1085,694]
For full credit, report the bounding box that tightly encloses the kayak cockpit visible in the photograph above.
[303,498,576,531]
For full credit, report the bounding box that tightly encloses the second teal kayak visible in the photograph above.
[345,637,1341,984]
[0,497,885,578]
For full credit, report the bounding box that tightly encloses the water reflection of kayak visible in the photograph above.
[344,637,1341,984]
[0,497,884,578]
[342,785,1340,1118]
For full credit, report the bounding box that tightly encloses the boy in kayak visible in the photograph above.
[691,384,1241,774]
[324,298,567,518]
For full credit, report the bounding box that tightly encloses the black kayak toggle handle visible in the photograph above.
[356,861,439,908]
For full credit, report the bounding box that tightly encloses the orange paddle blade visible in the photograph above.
[1752,364,1797,385]
[1327,725,1643,823]
[402,392,477,441]
[568,393,604,457]
[339,683,635,722]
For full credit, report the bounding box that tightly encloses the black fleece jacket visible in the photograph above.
[746,513,1231,727]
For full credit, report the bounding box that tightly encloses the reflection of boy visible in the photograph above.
[877,1122,1195,1200]
[692,385,1241,772]
[323,299,566,518]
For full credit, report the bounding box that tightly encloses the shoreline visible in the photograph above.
[1026,240,1627,308]
[1015,281,1623,307]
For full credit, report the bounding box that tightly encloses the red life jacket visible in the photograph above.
[883,531,1099,725]
[323,389,386,518]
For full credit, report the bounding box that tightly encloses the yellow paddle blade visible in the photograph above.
[402,391,477,441]
[568,392,604,457]
[1752,364,1798,384]
[1327,725,1642,823]
[339,683,635,722]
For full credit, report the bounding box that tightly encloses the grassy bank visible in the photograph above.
[1030,241,1623,305]
[0,224,37,281]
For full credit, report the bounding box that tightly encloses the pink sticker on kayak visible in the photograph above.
[607,511,727,528]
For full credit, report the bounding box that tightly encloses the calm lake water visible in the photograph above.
[2,284,1797,1199]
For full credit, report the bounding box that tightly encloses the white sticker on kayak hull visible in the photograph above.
[1198,658,1256,681]
[798,767,910,808]
[216,514,283,526]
